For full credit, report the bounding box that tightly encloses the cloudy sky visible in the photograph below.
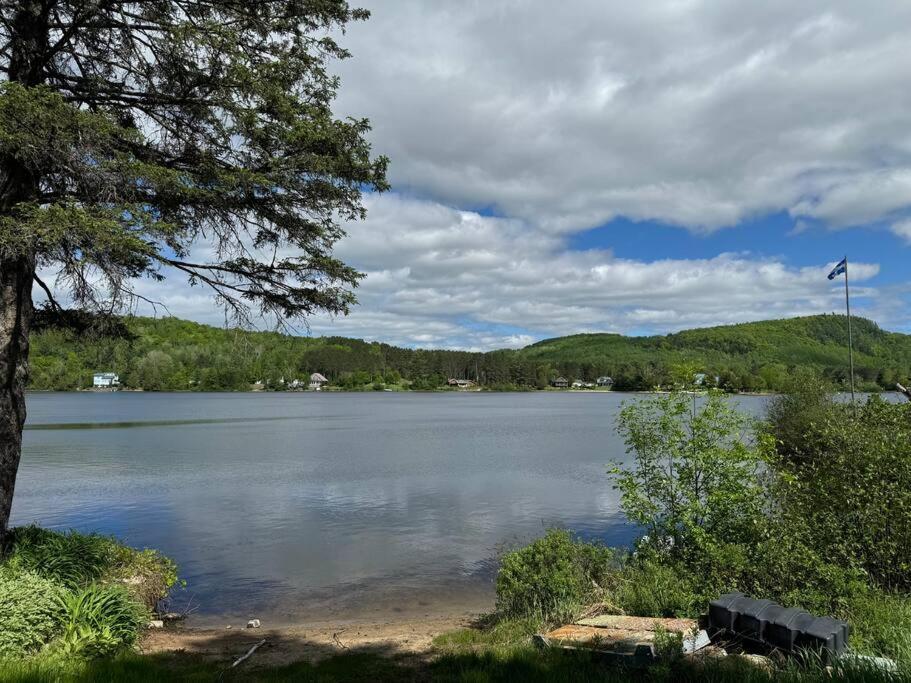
[73,1,911,349]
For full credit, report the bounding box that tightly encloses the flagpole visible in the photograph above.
[844,255,856,413]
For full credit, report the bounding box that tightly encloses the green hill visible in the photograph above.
[519,315,911,391]
[27,314,911,392]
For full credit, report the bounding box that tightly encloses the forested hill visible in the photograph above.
[27,314,911,393]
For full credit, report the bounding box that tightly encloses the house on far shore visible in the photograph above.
[552,377,569,388]
[92,372,119,389]
[447,378,475,389]
[309,372,329,391]
[596,376,614,387]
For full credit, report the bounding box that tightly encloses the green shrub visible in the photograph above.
[0,568,65,658]
[765,368,836,463]
[56,585,148,658]
[4,526,179,608]
[768,394,911,590]
[0,527,177,661]
[105,545,180,609]
[741,530,867,615]
[614,558,698,618]
[496,530,616,622]
[611,390,770,553]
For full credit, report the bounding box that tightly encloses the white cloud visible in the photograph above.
[34,194,882,349]
[297,195,880,347]
[892,219,911,245]
[33,3,909,346]
[792,170,911,228]
[332,1,911,233]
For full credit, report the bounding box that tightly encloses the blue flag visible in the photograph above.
[827,258,847,280]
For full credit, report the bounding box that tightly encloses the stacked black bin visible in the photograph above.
[708,592,849,659]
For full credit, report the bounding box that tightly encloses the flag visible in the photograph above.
[827,258,847,280]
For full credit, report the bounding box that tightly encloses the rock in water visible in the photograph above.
[247,619,261,629]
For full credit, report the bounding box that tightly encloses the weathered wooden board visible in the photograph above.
[544,624,655,653]
[536,614,706,665]
[574,615,697,633]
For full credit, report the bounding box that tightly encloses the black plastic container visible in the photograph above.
[706,593,850,658]
[708,592,745,632]
[795,616,850,659]
[734,598,775,640]
[765,607,813,650]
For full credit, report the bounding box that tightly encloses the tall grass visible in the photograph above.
[55,585,148,657]
[3,526,113,588]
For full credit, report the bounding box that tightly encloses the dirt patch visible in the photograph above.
[140,613,477,668]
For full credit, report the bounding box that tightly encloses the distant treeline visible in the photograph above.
[26,314,911,393]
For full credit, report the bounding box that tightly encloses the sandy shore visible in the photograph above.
[140,613,480,667]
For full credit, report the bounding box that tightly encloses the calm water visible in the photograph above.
[14,391,770,625]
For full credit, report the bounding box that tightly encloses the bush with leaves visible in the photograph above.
[611,390,771,554]
[496,530,617,622]
[0,568,64,658]
[768,390,911,590]
[765,368,837,465]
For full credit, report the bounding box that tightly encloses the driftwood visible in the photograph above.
[898,383,911,402]
[232,639,267,668]
[333,629,348,649]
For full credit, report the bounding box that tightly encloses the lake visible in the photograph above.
[13,391,770,625]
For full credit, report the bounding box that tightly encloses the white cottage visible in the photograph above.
[309,372,329,390]
[92,372,120,388]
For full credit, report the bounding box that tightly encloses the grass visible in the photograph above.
[0,610,909,681]
[2,644,905,683]
[846,591,911,663]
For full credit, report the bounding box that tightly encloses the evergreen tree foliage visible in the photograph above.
[0,0,387,541]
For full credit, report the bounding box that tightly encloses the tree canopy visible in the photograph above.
[26,313,911,393]
[0,0,387,541]
[0,0,387,320]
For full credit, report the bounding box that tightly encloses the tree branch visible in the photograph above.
[33,273,62,311]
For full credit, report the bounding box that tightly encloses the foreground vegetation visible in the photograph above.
[0,528,177,667]
[475,377,911,680]
[0,636,904,682]
[27,312,911,393]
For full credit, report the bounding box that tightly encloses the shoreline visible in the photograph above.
[141,611,481,667]
[27,387,788,395]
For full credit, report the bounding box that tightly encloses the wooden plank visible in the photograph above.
[575,615,697,633]
[544,625,654,653]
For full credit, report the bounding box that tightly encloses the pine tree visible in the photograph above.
[0,0,388,541]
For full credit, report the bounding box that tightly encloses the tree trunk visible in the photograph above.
[0,255,34,547]
[0,0,48,547]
